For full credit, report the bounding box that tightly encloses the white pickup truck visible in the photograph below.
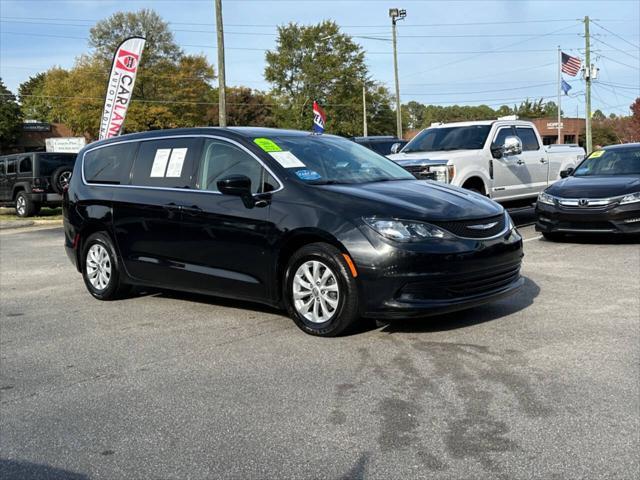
[387,119,585,203]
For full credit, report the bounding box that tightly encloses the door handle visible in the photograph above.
[540,158,548,164]
[164,202,181,210]
[516,159,525,166]
[181,205,203,214]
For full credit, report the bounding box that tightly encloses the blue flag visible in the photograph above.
[561,79,572,95]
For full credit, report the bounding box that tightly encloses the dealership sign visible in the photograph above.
[45,137,87,153]
[98,36,146,140]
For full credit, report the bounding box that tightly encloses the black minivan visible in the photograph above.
[64,127,524,336]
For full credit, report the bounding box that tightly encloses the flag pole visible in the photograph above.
[557,46,562,144]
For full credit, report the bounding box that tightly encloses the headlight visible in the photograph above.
[620,192,640,205]
[538,192,556,205]
[429,165,455,183]
[506,212,515,231]
[363,217,453,242]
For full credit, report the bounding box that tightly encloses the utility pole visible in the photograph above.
[389,8,406,140]
[362,84,368,137]
[215,0,227,127]
[557,46,562,144]
[584,15,592,154]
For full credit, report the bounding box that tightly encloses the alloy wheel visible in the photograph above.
[86,244,112,291]
[293,260,340,323]
[16,196,26,216]
[58,171,72,190]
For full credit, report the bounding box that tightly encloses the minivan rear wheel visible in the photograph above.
[284,243,359,337]
[81,232,130,300]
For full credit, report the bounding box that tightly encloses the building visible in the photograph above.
[530,117,585,146]
[1,122,83,154]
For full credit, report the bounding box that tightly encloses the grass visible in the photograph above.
[0,207,63,222]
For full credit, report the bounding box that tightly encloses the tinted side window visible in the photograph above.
[493,127,514,147]
[84,143,137,184]
[131,138,201,188]
[0,161,5,175]
[19,156,32,173]
[515,127,540,151]
[7,159,16,174]
[198,139,275,194]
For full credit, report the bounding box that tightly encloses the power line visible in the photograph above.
[598,53,640,70]
[591,19,640,50]
[591,36,640,61]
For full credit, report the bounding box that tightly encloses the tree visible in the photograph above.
[89,9,181,65]
[592,109,606,121]
[18,73,51,121]
[265,21,388,136]
[0,79,22,149]
[30,10,215,138]
[629,97,640,139]
[206,87,276,127]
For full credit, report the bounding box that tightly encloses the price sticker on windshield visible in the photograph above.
[254,138,282,152]
[589,150,605,158]
[269,151,306,168]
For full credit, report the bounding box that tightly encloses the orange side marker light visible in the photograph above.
[342,253,358,278]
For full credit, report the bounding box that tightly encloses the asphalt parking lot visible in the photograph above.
[1,213,638,480]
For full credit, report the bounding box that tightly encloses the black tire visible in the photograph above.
[283,242,360,337]
[81,232,130,300]
[15,191,35,217]
[51,166,73,194]
[542,232,564,241]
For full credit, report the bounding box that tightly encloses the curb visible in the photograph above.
[0,220,35,230]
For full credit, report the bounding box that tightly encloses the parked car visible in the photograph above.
[535,143,640,239]
[387,120,585,203]
[352,136,407,156]
[0,152,76,217]
[64,127,524,336]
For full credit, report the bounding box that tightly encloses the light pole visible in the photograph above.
[389,8,406,140]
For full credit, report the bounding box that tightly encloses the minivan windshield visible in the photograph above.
[573,147,640,176]
[402,125,491,153]
[259,135,415,185]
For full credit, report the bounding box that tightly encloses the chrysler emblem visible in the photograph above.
[468,222,498,230]
[578,199,589,207]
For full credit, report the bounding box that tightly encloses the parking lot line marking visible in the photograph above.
[524,235,543,242]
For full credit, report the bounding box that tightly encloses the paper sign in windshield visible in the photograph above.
[166,148,187,177]
[254,138,282,152]
[589,150,605,158]
[269,151,305,168]
[150,149,171,177]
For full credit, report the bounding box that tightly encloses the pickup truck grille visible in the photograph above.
[432,214,507,239]
[403,165,437,180]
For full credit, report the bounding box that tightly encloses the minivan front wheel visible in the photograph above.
[284,243,359,336]
[81,232,130,300]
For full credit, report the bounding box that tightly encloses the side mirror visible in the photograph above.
[390,142,402,154]
[560,167,574,178]
[503,136,523,156]
[217,174,252,196]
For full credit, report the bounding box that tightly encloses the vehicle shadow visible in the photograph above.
[134,288,283,316]
[544,233,640,245]
[0,459,89,480]
[363,276,540,335]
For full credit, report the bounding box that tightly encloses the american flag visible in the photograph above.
[561,52,582,77]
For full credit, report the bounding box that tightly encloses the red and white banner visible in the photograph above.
[98,37,146,140]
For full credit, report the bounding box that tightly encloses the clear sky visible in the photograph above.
[1,0,638,118]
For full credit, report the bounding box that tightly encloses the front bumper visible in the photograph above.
[535,201,640,234]
[352,226,524,319]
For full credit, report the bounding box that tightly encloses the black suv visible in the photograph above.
[352,136,407,156]
[64,127,523,337]
[0,152,76,216]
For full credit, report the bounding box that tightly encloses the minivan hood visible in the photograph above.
[547,175,640,198]
[387,149,472,165]
[319,180,503,221]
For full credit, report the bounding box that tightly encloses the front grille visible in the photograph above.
[432,214,506,239]
[404,165,436,180]
[398,262,521,301]
[556,220,615,231]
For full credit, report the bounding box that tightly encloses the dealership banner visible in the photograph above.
[98,36,146,140]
